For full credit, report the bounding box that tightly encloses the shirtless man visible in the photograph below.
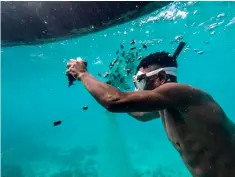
[66,44,235,177]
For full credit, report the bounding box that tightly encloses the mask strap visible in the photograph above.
[146,67,177,77]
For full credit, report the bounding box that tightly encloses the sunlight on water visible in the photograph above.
[1,1,235,177]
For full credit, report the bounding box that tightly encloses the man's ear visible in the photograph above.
[158,70,168,84]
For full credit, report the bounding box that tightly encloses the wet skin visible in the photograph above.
[130,86,235,177]
[66,59,235,177]
[158,95,235,177]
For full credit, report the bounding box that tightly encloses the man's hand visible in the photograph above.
[66,58,88,81]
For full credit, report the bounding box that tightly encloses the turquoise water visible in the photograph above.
[2,1,235,177]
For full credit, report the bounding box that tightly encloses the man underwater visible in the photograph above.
[66,42,235,177]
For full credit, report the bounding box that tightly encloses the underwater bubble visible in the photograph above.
[184,47,190,52]
[198,22,204,27]
[93,57,102,65]
[210,31,216,35]
[174,35,184,42]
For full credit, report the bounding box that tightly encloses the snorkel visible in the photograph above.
[173,42,186,59]
[133,42,186,91]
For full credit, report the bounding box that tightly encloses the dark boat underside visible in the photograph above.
[1,1,170,47]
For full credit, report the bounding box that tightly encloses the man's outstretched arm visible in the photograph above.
[79,72,196,113]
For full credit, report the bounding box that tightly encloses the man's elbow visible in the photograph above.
[103,93,126,113]
[105,103,122,113]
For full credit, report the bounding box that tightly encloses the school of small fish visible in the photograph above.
[98,40,148,91]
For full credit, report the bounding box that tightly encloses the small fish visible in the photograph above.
[126,59,130,64]
[53,120,62,126]
[120,44,124,49]
[109,64,114,69]
[83,106,88,110]
[130,47,136,50]
[115,68,119,72]
[130,53,134,58]
[138,56,143,60]
[142,44,147,49]
[111,58,118,66]
[121,51,125,57]
[116,50,119,55]
[103,72,109,78]
[130,40,135,44]
[120,77,124,83]
[126,69,131,75]
[98,73,102,77]
[106,80,112,85]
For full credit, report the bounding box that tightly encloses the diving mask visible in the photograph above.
[133,67,177,91]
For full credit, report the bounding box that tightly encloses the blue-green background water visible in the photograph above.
[1,1,235,177]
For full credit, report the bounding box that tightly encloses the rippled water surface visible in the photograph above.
[2,2,235,177]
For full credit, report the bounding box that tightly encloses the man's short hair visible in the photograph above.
[136,52,177,72]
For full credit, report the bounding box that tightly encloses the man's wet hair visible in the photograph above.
[136,51,178,81]
[137,52,177,71]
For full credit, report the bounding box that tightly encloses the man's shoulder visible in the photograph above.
[155,83,212,105]
[156,82,205,95]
